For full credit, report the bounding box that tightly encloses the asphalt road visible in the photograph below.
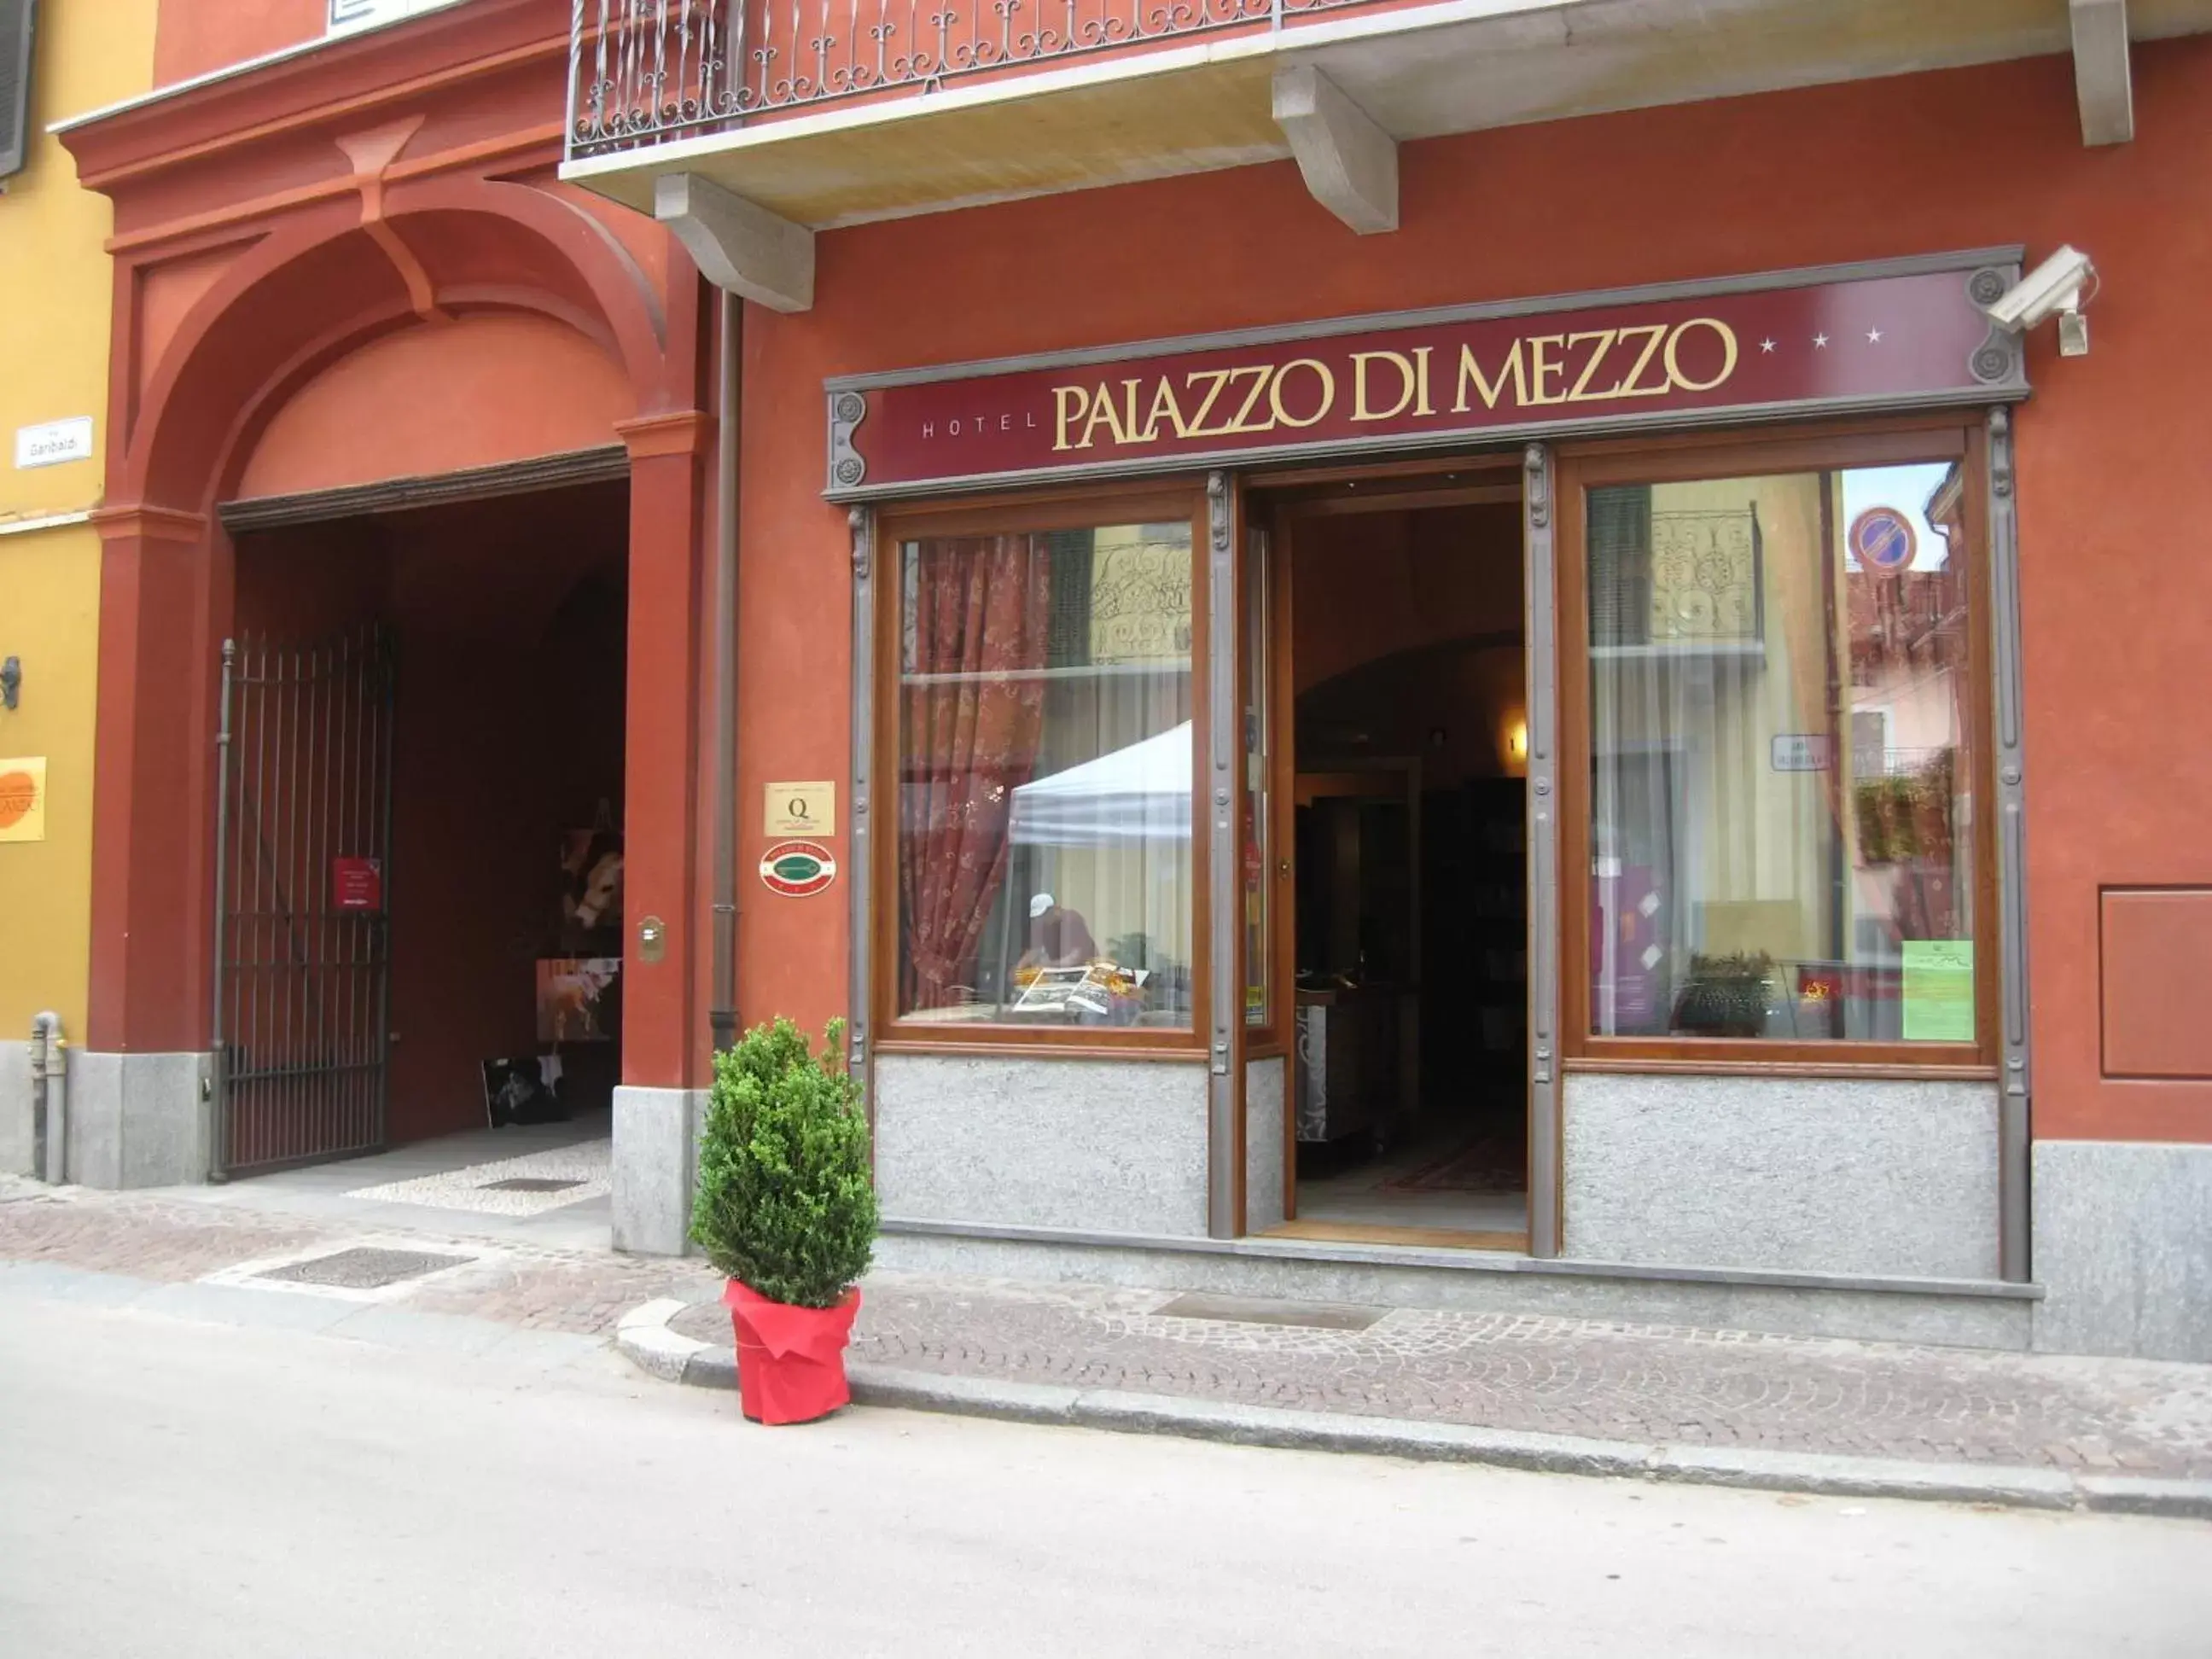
[2,1284,2206,1658]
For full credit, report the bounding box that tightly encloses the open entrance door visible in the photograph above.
[212,479,632,1178]
[1243,462,1534,1249]
[1231,504,1287,1235]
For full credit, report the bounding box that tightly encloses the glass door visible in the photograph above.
[1245,457,1537,1250]
[1228,502,1293,1234]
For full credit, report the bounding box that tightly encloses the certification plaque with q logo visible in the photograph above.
[764,781,836,838]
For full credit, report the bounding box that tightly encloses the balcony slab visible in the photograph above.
[563,0,2212,228]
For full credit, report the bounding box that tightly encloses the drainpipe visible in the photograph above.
[707,288,742,1055]
[30,1011,65,1185]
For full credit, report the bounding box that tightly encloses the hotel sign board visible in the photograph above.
[824,252,2027,498]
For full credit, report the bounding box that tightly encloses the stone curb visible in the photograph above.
[2075,1475,2212,1519]
[611,1300,2212,1519]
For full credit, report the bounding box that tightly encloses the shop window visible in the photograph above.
[889,509,1198,1033]
[1570,442,1984,1056]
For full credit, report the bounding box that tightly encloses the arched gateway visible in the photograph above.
[59,1,716,1228]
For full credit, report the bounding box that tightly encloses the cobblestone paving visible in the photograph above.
[0,1182,329,1281]
[674,1275,2212,1478]
[0,1179,721,1336]
[10,1176,2211,1477]
[408,1249,721,1335]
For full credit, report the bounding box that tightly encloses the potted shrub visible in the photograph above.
[690,1017,878,1425]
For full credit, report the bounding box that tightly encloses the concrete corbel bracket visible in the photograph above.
[2070,0,2134,147]
[1272,63,1400,236]
[655,173,816,313]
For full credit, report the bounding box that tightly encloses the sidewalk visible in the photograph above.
[645,1276,2212,1492]
[8,1173,2209,1511]
[0,1175,720,1336]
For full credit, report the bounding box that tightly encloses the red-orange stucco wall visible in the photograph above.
[736,38,2212,1144]
[236,313,634,500]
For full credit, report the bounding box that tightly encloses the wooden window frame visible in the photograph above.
[1554,414,2000,1077]
[870,476,1213,1058]
[1237,502,1288,1057]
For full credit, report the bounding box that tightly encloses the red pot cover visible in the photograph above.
[724,1281,862,1425]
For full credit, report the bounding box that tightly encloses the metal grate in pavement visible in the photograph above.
[255,1246,475,1289]
[1153,1292,1386,1331]
[478,1178,585,1194]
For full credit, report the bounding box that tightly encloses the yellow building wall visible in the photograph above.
[0,1,160,1040]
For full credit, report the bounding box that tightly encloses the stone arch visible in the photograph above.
[88,173,710,1079]
[121,177,673,517]
[234,311,636,500]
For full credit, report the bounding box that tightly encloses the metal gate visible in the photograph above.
[212,627,396,1178]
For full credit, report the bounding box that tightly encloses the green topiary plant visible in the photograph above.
[690,1017,878,1309]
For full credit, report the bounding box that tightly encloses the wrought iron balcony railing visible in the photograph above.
[568,0,1392,160]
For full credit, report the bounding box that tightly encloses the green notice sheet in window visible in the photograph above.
[1901,940,1975,1042]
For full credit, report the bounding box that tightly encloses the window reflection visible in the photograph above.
[896,521,1196,1028]
[1586,462,1976,1044]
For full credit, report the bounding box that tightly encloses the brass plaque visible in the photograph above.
[764,780,835,837]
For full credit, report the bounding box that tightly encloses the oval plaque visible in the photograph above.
[759,840,837,897]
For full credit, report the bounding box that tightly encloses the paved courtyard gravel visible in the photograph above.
[7,1173,2209,1481]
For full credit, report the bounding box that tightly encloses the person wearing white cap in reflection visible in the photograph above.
[1018,890,1097,972]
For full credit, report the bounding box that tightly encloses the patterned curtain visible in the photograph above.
[899,533,1054,1009]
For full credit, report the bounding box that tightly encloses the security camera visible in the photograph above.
[1982,245,2097,355]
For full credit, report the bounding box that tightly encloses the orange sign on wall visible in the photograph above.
[0,759,46,843]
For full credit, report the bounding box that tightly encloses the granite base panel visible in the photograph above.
[1563,1073,2001,1280]
[612,1086,707,1257]
[2032,1138,2212,1362]
[1245,1056,1287,1235]
[873,1229,2034,1350]
[875,1052,1210,1237]
[67,1051,212,1189]
[0,1041,32,1178]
